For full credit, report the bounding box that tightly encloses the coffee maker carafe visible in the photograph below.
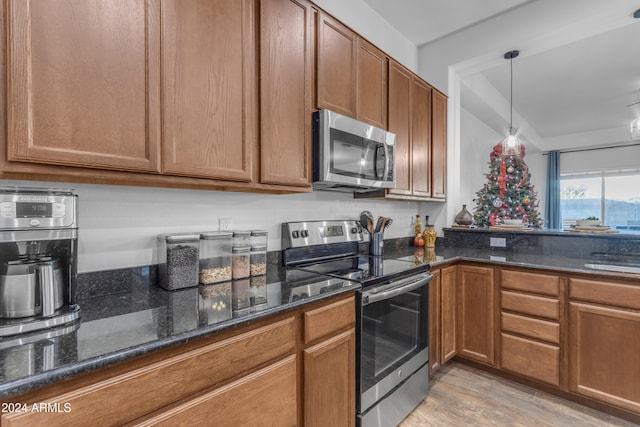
[0,188,79,336]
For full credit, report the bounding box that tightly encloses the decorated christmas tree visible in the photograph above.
[473,141,542,228]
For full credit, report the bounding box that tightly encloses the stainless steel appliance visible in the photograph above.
[0,188,79,337]
[313,109,396,192]
[282,220,432,427]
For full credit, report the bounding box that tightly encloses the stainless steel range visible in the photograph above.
[282,220,432,427]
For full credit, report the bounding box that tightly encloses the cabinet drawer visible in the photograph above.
[501,290,559,320]
[569,278,640,310]
[134,356,298,426]
[501,312,559,344]
[501,270,560,296]
[501,333,560,386]
[304,295,355,344]
[1,318,296,427]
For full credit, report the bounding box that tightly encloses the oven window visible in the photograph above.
[360,286,428,392]
[330,128,386,180]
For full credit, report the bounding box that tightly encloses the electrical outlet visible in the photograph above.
[490,237,506,248]
[219,218,232,231]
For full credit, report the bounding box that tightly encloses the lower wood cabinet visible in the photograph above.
[499,269,562,386]
[456,264,495,366]
[136,356,298,427]
[500,332,560,386]
[569,278,640,414]
[428,269,442,374]
[431,262,640,422]
[304,330,356,427]
[440,266,457,364]
[0,293,356,427]
[302,296,356,427]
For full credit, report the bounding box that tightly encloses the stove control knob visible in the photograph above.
[301,230,309,238]
[292,230,300,238]
[351,227,358,234]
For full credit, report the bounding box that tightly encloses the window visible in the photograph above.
[560,169,640,230]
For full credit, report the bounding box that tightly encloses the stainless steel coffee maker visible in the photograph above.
[0,188,79,336]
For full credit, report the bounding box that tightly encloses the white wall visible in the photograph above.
[2,180,427,273]
[459,107,503,208]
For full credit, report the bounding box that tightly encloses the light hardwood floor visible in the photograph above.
[400,362,639,427]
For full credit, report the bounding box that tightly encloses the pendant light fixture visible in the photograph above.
[502,50,522,156]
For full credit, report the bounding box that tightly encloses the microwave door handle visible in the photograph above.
[373,144,389,180]
[362,273,433,305]
[383,144,391,181]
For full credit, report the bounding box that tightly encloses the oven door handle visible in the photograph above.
[362,273,433,305]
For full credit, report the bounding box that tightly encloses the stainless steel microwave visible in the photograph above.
[312,109,395,192]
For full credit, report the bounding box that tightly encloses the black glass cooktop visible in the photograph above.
[295,255,429,287]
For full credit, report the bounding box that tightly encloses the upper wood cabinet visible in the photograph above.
[387,60,412,196]
[259,0,313,187]
[387,60,435,200]
[431,90,447,199]
[316,13,388,128]
[6,0,161,172]
[411,78,432,198]
[356,40,388,129]
[316,12,357,118]
[161,0,255,181]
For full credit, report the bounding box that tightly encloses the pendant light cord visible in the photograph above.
[509,56,513,134]
[504,50,519,135]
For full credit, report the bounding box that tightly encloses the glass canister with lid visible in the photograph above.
[199,231,232,284]
[250,245,267,276]
[157,233,200,291]
[232,231,251,247]
[250,230,268,248]
[231,245,251,279]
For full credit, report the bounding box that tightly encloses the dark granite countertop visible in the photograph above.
[385,244,640,280]
[2,236,637,400]
[0,263,361,399]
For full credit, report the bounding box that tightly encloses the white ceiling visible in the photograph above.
[363,0,640,151]
[362,0,532,46]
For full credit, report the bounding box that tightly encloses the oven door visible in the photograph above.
[357,272,431,413]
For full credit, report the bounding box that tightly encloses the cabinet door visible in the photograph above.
[357,40,388,129]
[304,330,356,427]
[259,0,312,187]
[457,265,495,365]
[441,265,457,363]
[431,91,447,199]
[316,12,357,118]
[162,0,255,181]
[569,302,640,413]
[411,78,432,198]
[134,356,298,426]
[6,0,160,172]
[429,269,442,374]
[387,60,412,196]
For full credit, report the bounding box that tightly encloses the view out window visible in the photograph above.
[560,169,640,230]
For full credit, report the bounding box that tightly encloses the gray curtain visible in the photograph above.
[545,151,561,229]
